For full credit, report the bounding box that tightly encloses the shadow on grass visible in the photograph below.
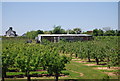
[6,73,69,78]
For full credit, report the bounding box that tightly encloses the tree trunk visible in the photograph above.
[107,57,110,69]
[70,53,72,57]
[88,50,91,62]
[2,68,7,81]
[95,57,99,65]
[88,57,91,62]
[43,66,46,70]
[55,73,59,81]
[2,76,4,81]
[2,68,7,78]
[88,54,91,62]
[27,75,31,81]
[4,72,6,78]
[75,54,78,58]
[26,71,31,81]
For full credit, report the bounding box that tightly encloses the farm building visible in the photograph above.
[5,27,17,37]
[37,34,93,43]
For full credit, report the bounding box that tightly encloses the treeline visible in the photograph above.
[22,26,120,39]
[24,26,82,39]
[92,29,120,36]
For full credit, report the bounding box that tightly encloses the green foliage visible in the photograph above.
[41,39,51,45]
[104,30,116,36]
[14,44,41,72]
[73,28,81,34]
[52,25,66,34]
[93,28,119,36]
[93,29,104,36]
[2,36,119,80]
[56,36,119,66]
[116,30,120,36]
[66,61,108,79]
[25,30,44,39]
[2,37,70,81]
[47,53,70,75]
[66,29,75,34]
[23,26,119,37]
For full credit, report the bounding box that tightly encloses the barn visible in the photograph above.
[37,34,93,43]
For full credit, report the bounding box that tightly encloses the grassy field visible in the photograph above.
[65,61,107,79]
[5,59,119,81]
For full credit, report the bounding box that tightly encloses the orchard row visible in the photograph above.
[2,36,119,81]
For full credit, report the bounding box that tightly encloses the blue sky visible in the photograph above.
[2,2,118,35]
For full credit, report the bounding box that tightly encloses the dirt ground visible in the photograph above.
[104,72,119,76]
[73,59,120,77]
[94,67,120,70]
[74,61,87,63]
[84,64,96,66]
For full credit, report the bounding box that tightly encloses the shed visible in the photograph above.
[38,34,93,43]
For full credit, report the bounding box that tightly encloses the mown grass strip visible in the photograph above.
[65,61,108,79]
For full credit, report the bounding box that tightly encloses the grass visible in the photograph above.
[7,72,25,75]
[7,61,107,79]
[7,71,49,75]
[7,70,69,76]
[65,61,108,79]
[6,60,119,80]
[98,70,119,72]
[71,59,119,79]
[90,65,108,67]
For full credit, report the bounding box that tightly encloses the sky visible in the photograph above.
[1,2,118,35]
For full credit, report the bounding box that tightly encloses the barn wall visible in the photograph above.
[41,36,93,42]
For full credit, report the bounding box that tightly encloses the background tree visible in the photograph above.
[26,30,44,39]
[93,29,99,36]
[37,30,44,34]
[104,30,116,36]
[73,28,81,34]
[52,25,66,34]
[116,30,120,36]
[93,29,103,36]
[44,30,52,34]
[98,29,104,36]
[66,29,75,34]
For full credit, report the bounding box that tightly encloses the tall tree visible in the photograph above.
[93,29,104,36]
[93,29,99,36]
[73,28,81,34]
[52,25,66,34]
